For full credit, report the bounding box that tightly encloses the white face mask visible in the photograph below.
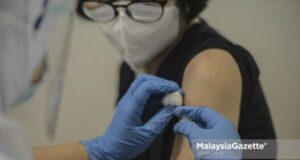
[98,6,180,72]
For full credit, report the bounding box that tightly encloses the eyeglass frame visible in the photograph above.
[79,0,167,23]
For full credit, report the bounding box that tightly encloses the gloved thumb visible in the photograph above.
[173,120,202,137]
[143,106,175,134]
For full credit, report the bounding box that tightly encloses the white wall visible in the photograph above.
[8,0,300,147]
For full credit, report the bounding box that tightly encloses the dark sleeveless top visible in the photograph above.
[117,19,276,160]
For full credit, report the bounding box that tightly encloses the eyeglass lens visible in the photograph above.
[83,1,164,23]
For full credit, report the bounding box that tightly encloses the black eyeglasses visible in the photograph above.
[80,0,167,23]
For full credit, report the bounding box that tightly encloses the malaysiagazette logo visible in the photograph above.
[195,142,267,151]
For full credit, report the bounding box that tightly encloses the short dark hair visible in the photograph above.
[76,0,209,22]
[176,0,209,21]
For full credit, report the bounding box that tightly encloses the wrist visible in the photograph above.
[81,136,108,160]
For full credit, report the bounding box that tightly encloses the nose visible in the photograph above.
[116,7,127,16]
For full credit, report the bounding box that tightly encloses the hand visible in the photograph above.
[173,106,242,160]
[82,74,180,160]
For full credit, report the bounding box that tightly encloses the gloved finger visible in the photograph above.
[143,106,176,134]
[127,74,149,93]
[173,120,202,137]
[132,78,180,117]
[174,106,223,128]
[133,79,180,102]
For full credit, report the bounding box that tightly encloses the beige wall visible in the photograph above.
[8,0,300,147]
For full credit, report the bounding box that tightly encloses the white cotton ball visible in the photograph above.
[162,91,183,106]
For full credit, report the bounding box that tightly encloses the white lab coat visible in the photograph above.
[0,1,41,157]
[0,112,33,160]
[0,0,75,159]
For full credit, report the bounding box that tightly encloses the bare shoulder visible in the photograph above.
[171,49,243,160]
[183,48,241,85]
[182,48,242,123]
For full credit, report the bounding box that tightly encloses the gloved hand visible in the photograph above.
[173,106,242,160]
[82,74,180,160]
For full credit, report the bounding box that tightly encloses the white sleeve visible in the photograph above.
[0,113,33,160]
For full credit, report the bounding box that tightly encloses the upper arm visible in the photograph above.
[171,49,242,160]
[182,48,242,124]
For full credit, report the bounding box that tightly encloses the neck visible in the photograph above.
[144,43,174,74]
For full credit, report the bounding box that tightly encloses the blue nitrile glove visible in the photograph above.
[82,74,180,160]
[173,106,242,160]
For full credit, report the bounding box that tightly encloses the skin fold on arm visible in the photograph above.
[171,49,242,160]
